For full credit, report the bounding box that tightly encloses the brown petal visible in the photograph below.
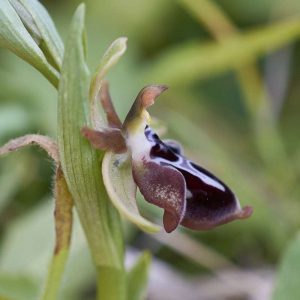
[132,161,186,233]
[100,81,122,129]
[81,127,127,154]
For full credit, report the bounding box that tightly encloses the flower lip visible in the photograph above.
[82,83,252,233]
[142,125,252,231]
[132,159,186,233]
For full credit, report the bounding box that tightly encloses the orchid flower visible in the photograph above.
[82,83,252,233]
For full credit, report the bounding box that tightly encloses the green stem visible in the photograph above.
[41,249,69,300]
[97,267,126,300]
[58,5,127,300]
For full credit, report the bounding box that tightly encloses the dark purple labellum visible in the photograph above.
[145,126,252,230]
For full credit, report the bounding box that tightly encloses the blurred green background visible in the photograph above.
[1,0,300,299]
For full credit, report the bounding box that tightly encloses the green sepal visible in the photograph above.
[102,151,160,233]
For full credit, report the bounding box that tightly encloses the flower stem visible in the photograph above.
[97,266,126,300]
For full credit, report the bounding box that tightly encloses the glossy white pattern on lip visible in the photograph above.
[144,126,226,192]
[186,160,226,191]
[154,155,226,192]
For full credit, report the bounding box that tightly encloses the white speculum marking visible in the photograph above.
[128,124,226,192]
[186,160,226,192]
[154,153,226,192]
[126,126,153,161]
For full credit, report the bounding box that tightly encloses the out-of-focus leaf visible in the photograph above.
[162,108,291,249]
[11,0,64,71]
[0,198,94,300]
[57,212,95,300]
[127,251,151,300]
[0,156,30,212]
[0,134,72,299]
[57,3,124,270]
[273,232,300,300]
[102,151,160,233]
[154,230,234,270]
[145,19,300,85]
[0,0,59,86]
[0,55,57,136]
[0,199,54,277]
[0,105,31,140]
[0,274,39,300]
[149,117,167,136]
[178,0,299,200]
[179,0,237,41]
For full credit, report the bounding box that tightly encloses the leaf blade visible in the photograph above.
[127,251,151,300]
[273,232,300,300]
[145,19,300,85]
[13,0,64,70]
[0,0,59,86]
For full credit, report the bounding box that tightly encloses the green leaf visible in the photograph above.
[9,0,41,44]
[272,232,300,300]
[57,2,124,271]
[11,0,64,71]
[0,198,94,300]
[0,0,59,86]
[0,274,39,300]
[102,151,160,233]
[145,19,300,85]
[127,251,151,300]
[0,199,54,281]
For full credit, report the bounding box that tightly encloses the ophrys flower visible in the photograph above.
[82,83,252,233]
